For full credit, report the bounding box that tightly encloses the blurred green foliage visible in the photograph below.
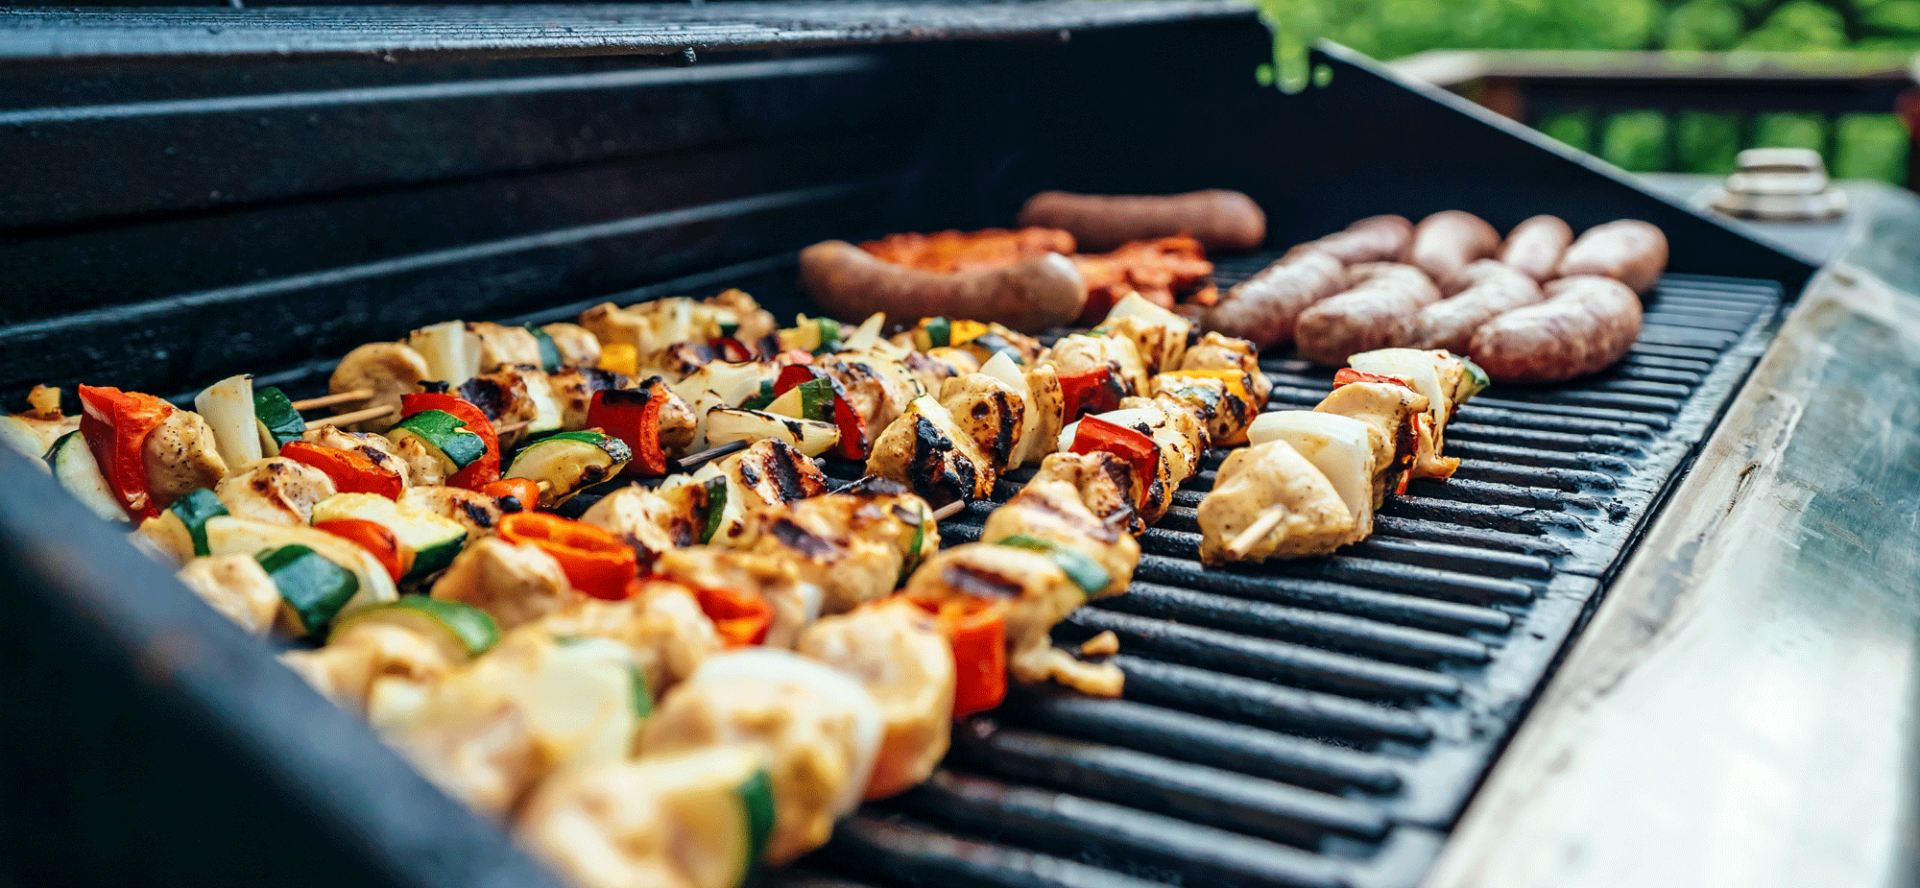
[1256,0,1916,183]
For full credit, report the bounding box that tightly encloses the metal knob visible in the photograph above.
[1705,147,1847,221]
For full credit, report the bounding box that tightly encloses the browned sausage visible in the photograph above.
[1394,260,1542,353]
[799,240,1086,333]
[1202,249,1347,349]
[1469,275,1643,383]
[1294,263,1441,366]
[1409,211,1500,283]
[1498,215,1573,282]
[1016,190,1267,253]
[1556,220,1668,294]
[1283,214,1413,265]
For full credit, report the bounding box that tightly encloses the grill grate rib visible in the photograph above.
[786,265,1782,888]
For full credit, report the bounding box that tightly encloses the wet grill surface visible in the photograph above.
[791,260,1783,888]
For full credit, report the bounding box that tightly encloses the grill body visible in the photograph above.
[0,6,1818,888]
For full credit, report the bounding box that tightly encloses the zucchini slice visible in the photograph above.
[204,515,398,611]
[252,386,307,456]
[168,488,230,557]
[256,544,360,637]
[195,374,263,468]
[995,534,1110,598]
[331,597,499,660]
[699,475,728,545]
[504,430,631,507]
[0,416,56,462]
[311,492,467,583]
[384,410,487,477]
[526,324,563,373]
[47,430,127,524]
[706,407,838,458]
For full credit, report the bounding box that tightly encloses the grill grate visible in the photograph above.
[787,256,1783,888]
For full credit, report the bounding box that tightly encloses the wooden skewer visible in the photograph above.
[1223,506,1286,558]
[496,420,529,436]
[671,439,748,473]
[291,388,371,411]
[931,500,965,522]
[304,403,397,431]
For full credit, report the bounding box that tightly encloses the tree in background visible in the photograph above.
[1258,0,1917,182]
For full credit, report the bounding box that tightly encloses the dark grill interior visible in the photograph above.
[549,256,1779,888]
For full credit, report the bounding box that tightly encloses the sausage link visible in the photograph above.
[1282,214,1413,265]
[1409,211,1500,283]
[799,240,1086,333]
[1497,215,1573,282]
[1469,275,1643,383]
[1556,220,1668,294]
[1295,263,1441,366]
[1394,260,1542,353]
[1016,190,1267,253]
[1202,249,1347,350]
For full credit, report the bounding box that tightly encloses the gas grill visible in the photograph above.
[3,4,1917,888]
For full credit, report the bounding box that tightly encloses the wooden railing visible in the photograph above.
[1389,49,1920,190]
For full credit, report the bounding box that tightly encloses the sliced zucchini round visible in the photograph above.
[994,534,1110,597]
[634,744,775,888]
[525,324,563,373]
[256,544,361,637]
[47,430,127,524]
[505,429,631,507]
[251,386,307,456]
[331,596,499,660]
[204,514,398,611]
[310,492,466,583]
[384,409,487,477]
[167,488,230,557]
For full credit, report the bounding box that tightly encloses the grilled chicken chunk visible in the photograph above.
[457,369,542,449]
[548,366,623,432]
[215,457,337,525]
[579,483,710,566]
[901,349,973,393]
[798,601,954,799]
[142,409,228,508]
[1314,381,1426,508]
[469,321,544,372]
[401,486,507,542]
[1044,333,1149,397]
[981,452,1140,596]
[330,342,430,431]
[539,322,601,370]
[817,353,915,438]
[937,373,1025,470]
[1007,363,1066,468]
[866,395,994,507]
[706,288,779,346]
[1152,374,1257,448]
[176,554,280,636]
[531,583,721,697]
[387,701,539,821]
[281,613,468,715]
[732,485,937,615]
[1100,292,1192,375]
[904,543,1121,697]
[431,537,574,631]
[1180,331,1272,418]
[641,649,882,865]
[1198,440,1354,565]
[649,547,821,649]
[1247,411,1379,546]
[716,438,829,513]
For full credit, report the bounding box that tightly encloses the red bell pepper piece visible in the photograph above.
[480,478,542,511]
[1057,367,1123,421]
[1070,415,1160,510]
[710,337,754,363]
[585,379,670,477]
[278,441,404,500]
[76,385,176,520]
[912,594,1008,717]
[691,584,773,647]
[498,511,637,600]
[314,518,413,583]
[400,393,498,489]
[774,364,868,460]
[1333,368,1406,389]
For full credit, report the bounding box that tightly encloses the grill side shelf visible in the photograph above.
[796,269,1782,888]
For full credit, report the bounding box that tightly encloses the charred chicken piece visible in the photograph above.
[904,542,1121,698]
[1180,331,1272,413]
[401,486,507,542]
[649,547,821,650]
[1197,440,1354,565]
[732,485,938,615]
[981,452,1140,596]
[579,483,711,567]
[815,353,916,439]
[430,537,574,631]
[798,600,954,799]
[540,322,601,370]
[531,582,722,697]
[1314,381,1426,508]
[143,408,228,508]
[215,457,336,526]
[936,373,1025,470]
[1043,333,1149,397]
[176,554,280,636]
[329,342,430,431]
[468,321,544,372]
[1152,373,1256,447]
[865,395,994,508]
[1099,292,1193,375]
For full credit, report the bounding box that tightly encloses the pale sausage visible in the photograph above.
[799,240,1086,333]
[1409,211,1500,283]
[1394,260,1543,353]
[1497,215,1573,282]
[1556,220,1668,294]
[1469,275,1643,383]
[1283,215,1413,265]
[1016,190,1267,253]
[1202,249,1348,350]
[1295,263,1441,366]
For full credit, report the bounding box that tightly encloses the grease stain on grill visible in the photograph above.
[790,270,1782,888]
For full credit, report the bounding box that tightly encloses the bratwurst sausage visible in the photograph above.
[1556,220,1668,294]
[1203,249,1348,349]
[1283,214,1413,265]
[1497,215,1573,282]
[1016,190,1267,253]
[1295,262,1442,366]
[1409,211,1501,283]
[799,240,1087,333]
[1469,275,1643,383]
[1394,260,1543,353]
